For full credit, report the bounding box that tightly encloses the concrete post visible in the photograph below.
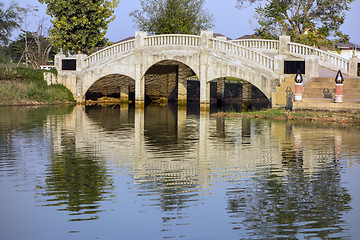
[242,81,252,108]
[349,56,360,77]
[305,55,319,81]
[217,78,225,104]
[75,54,87,102]
[199,31,213,111]
[135,31,147,48]
[279,36,291,54]
[200,80,211,111]
[335,84,344,103]
[135,31,147,107]
[200,31,214,49]
[135,75,145,107]
[274,55,287,75]
[294,83,303,102]
[75,54,87,72]
[178,64,188,106]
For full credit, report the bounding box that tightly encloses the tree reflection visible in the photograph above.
[40,131,113,221]
[0,105,74,176]
[226,128,352,239]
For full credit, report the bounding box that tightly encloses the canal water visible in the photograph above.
[1,104,360,240]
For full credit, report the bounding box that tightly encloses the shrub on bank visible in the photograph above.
[0,67,74,105]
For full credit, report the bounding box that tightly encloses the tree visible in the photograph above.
[4,29,57,68]
[236,0,354,48]
[0,1,22,45]
[16,5,39,68]
[38,0,119,53]
[130,0,214,35]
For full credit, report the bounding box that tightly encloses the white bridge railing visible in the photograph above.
[232,39,279,51]
[288,42,349,72]
[212,39,275,70]
[145,34,200,47]
[85,39,135,66]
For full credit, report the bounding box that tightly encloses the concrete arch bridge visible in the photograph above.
[51,31,360,108]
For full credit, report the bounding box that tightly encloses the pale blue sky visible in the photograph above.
[9,0,360,44]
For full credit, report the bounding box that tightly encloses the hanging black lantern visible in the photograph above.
[294,70,303,83]
[335,70,344,84]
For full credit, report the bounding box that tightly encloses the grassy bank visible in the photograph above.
[0,68,75,105]
[213,108,360,125]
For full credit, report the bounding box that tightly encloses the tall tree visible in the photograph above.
[38,0,119,53]
[0,1,22,45]
[236,0,353,48]
[130,0,214,35]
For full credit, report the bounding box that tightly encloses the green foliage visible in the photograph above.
[0,67,75,105]
[38,0,119,53]
[0,67,44,81]
[130,0,214,35]
[236,0,354,48]
[0,1,22,45]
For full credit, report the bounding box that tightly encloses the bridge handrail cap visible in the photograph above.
[212,38,274,60]
[288,42,349,62]
[85,39,136,61]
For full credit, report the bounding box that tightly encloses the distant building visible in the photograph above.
[213,33,232,41]
[235,34,263,40]
[333,42,360,60]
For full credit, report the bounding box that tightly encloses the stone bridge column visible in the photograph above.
[305,55,319,82]
[75,54,87,102]
[217,78,225,104]
[279,36,290,54]
[242,81,252,109]
[199,31,213,110]
[178,64,188,105]
[135,31,147,107]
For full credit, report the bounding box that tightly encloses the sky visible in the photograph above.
[7,0,360,44]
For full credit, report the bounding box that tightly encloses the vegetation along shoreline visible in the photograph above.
[0,68,75,106]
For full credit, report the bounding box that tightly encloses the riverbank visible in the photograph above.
[0,68,75,106]
[212,108,360,125]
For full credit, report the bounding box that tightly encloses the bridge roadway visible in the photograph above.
[52,31,360,107]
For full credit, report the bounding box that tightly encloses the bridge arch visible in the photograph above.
[81,53,137,100]
[203,53,279,100]
[85,73,135,102]
[142,59,196,103]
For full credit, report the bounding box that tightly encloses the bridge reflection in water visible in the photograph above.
[30,104,359,238]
